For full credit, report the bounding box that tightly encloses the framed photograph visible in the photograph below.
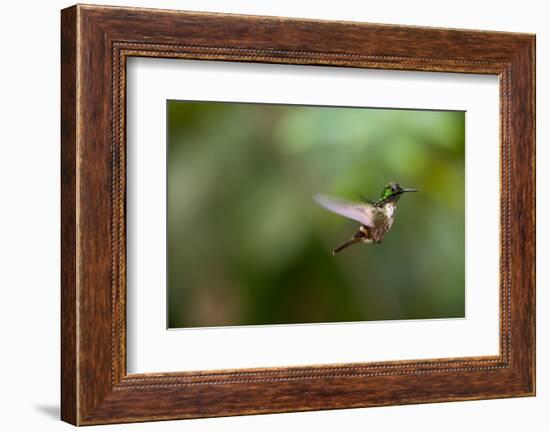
[61,4,535,425]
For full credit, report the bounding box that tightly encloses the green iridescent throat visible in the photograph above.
[376,186,396,204]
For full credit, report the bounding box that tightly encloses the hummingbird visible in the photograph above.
[314,182,418,254]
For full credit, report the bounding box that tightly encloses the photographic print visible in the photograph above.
[61,6,535,423]
[167,101,465,328]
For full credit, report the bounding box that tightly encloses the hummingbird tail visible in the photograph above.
[332,238,359,255]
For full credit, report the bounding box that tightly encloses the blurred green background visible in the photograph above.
[167,101,465,328]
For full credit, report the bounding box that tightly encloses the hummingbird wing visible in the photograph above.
[313,194,375,227]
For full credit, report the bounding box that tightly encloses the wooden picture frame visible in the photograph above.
[61,4,535,425]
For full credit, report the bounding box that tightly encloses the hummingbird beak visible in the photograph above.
[401,188,418,193]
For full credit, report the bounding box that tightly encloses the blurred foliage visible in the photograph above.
[167,101,465,328]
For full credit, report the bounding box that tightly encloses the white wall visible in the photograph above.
[0,0,546,429]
